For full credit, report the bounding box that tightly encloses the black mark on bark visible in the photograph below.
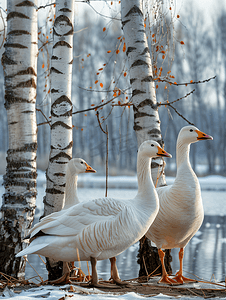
[4,43,27,49]
[51,121,72,130]
[131,59,148,68]
[16,1,35,7]
[50,67,63,74]
[126,46,136,56]
[53,41,72,49]
[7,12,29,21]
[125,5,143,18]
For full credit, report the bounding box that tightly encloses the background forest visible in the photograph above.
[0,0,224,177]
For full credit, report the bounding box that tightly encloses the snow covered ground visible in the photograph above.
[2,281,226,300]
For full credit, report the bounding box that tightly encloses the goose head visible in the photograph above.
[68,158,96,175]
[138,140,172,158]
[178,126,213,145]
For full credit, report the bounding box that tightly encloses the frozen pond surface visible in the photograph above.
[25,176,226,284]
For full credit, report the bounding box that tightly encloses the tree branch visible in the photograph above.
[96,111,107,134]
[156,75,216,86]
[72,90,129,115]
[38,3,56,10]
[36,108,51,127]
[167,104,194,125]
[157,89,195,107]
[81,1,121,21]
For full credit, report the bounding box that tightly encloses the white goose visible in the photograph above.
[31,158,96,229]
[145,125,213,284]
[62,158,96,210]
[16,140,172,288]
[26,158,96,283]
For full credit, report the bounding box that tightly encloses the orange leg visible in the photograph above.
[109,257,128,286]
[110,257,121,283]
[80,257,118,289]
[173,248,197,284]
[158,249,177,284]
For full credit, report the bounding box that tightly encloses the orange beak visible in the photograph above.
[157,146,172,158]
[85,163,96,173]
[195,130,213,141]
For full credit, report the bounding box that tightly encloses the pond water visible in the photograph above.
[25,186,226,284]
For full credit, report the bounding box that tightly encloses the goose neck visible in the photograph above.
[136,155,155,197]
[176,140,191,170]
[63,170,79,209]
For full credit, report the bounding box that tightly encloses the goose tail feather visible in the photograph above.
[16,242,48,257]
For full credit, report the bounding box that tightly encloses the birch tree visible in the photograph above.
[121,0,165,187]
[0,0,38,279]
[121,0,172,277]
[43,0,74,281]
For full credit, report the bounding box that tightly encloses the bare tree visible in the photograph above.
[0,0,38,279]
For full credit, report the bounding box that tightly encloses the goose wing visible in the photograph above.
[30,197,126,238]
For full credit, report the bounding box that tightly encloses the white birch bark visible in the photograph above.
[0,0,38,278]
[121,0,166,186]
[43,0,74,280]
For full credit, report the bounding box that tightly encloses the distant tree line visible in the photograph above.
[0,4,224,176]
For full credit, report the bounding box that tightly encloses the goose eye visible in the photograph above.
[80,161,84,164]
[190,129,193,132]
[151,144,154,147]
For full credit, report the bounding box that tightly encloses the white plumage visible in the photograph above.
[16,140,171,287]
[145,125,213,284]
[30,158,96,232]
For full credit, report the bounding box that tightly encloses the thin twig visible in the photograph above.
[186,288,201,297]
[72,88,130,115]
[156,75,216,86]
[86,2,121,21]
[105,125,109,197]
[86,261,90,280]
[0,272,15,284]
[0,6,7,14]
[201,289,206,298]
[38,255,46,265]
[142,256,149,277]
[36,108,51,127]
[73,98,114,115]
[147,265,161,278]
[24,257,44,283]
[197,280,226,288]
[167,103,194,125]
[96,112,109,197]
[155,160,166,188]
[76,248,81,270]
[0,9,6,49]
[37,121,50,127]
[38,3,56,10]
[96,111,107,134]
[112,101,133,107]
[157,89,195,107]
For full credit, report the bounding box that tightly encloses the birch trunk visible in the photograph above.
[0,0,38,279]
[121,0,165,186]
[121,0,172,278]
[43,0,74,280]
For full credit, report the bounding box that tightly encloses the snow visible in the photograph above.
[0,284,224,300]
[2,282,226,300]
